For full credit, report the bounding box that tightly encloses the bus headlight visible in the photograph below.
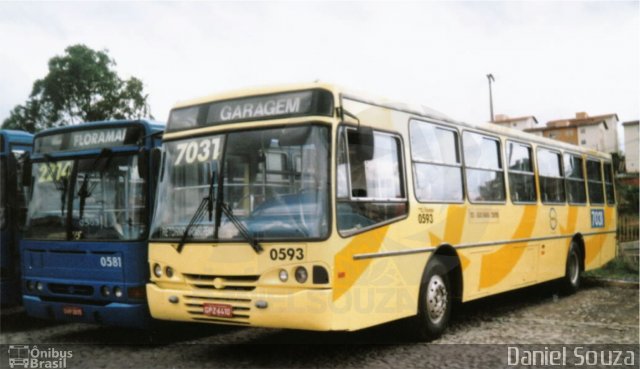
[113,286,123,298]
[27,280,35,291]
[153,263,162,278]
[295,267,308,284]
[278,269,288,282]
[36,282,44,291]
[101,286,111,297]
[165,266,174,278]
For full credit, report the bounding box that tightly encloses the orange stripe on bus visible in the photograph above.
[585,233,606,266]
[429,205,468,268]
[560,206,578,234]
[333,226,389,301]
[478,206,537,289]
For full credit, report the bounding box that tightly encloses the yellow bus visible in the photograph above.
[147,83,617,340]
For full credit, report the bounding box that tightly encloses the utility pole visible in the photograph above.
[486,73,495,122]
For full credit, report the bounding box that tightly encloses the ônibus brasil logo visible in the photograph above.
[7,345,72,368]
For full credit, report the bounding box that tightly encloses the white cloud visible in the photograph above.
[0,1,638,131]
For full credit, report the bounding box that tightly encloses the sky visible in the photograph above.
[0,1,638,149]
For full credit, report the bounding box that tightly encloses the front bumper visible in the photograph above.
[23,295,151,328]
[147,283,336,331]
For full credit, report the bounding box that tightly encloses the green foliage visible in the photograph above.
[617,180,639,215]
[2,44,151,132]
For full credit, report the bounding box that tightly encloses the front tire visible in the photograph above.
[561,242,581,295]
[414,257,452,341]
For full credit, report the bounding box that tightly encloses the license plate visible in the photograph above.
[62,306,83,317]
[203,303,233,318]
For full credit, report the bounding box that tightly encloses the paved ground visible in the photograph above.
[1,281,638,368]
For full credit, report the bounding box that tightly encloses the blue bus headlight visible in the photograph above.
[101,286,111,297]
[113,286,123,298]
[36,282,44,291]
[27,280,35,291]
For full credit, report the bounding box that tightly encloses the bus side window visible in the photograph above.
[507,141,536,203]
[586,159,604,205]
[536,148,566,204]
[462,132,505,202]
[336,127,407,235]
[603,162,615,205]
[564,154,587,204]
[410,120,463,203]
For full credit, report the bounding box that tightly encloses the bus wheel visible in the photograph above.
[561,242,581,295]
[414,257,452,341]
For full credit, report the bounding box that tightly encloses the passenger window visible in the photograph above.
[507,141,536,203]
[564,154,587,204]
[463,132,505,202]
[537,148,566,203]
[337,127,407,235]
[410,120,463,202]
[603,162,615,205]
[586,159,604,205]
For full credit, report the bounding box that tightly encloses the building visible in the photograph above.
[623,120,639,173]
[524,112,620,154]
[491,115,538,130]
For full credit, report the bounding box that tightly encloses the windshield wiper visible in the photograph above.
[77,148,112,221]
[219,202,263,253]
[213,164,263,254]
[176,163,218,253]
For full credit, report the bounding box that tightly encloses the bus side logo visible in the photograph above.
[591,209,605,228]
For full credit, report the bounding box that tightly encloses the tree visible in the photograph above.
[2,44,151,132]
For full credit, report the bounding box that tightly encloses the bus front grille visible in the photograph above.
[182,274,259,291]
[48,283,94,296]
[183,294,251,325]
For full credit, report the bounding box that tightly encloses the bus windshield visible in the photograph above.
[26,154,147,241]
[151,124,330,242]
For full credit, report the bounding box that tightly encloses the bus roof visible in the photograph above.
[34,119,164,138]
[0,129,34,145]
[172,82,611,161]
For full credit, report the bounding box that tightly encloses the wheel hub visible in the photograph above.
[426,275,448,323]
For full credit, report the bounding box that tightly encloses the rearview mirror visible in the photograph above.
[150,147,162,184]
[138,148,148,179]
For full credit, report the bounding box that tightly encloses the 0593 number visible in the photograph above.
[269,248,304,261]
[418,213,434,224]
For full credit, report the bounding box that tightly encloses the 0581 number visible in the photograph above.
[269,248,304,261]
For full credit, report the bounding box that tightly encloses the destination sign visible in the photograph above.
[35,126,142,154]
[167,89,333,132]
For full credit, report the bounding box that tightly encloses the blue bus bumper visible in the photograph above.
[22,295,150,328]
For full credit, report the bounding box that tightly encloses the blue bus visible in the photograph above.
[0,130,33,306]
[20,120,163,327]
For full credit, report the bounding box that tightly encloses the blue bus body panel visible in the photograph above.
[0,129,33,306]
[21,240,150,328]
[20,120,163,324]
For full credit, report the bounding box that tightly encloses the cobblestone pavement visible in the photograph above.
[1,281,638,368]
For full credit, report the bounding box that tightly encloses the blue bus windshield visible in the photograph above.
[26,153,147,241]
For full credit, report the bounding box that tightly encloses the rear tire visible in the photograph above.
[561,242,581,295]
[413,257,452,341]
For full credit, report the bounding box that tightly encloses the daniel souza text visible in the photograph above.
[507,346,635,367]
